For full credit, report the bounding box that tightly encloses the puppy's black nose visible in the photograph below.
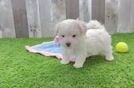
[66,42,71,47]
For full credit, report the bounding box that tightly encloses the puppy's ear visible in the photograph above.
[76,21,87,34]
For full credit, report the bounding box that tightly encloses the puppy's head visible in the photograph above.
[56,19,87,48]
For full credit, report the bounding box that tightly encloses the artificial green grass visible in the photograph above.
[0,33,134,88]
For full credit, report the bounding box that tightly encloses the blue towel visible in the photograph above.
[25,41,76,61]
[25,41,63,59]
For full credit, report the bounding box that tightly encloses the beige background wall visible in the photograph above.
[0,0,133,38]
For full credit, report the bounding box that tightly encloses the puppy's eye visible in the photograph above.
[72,35,76,38]
[61,35,65,38]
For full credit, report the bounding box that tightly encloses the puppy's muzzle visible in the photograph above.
[66,42,71,47]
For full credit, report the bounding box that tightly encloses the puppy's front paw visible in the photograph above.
[73,63,83,68]
[60,60,69,64]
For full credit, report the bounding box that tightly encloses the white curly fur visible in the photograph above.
[56,19,114,68]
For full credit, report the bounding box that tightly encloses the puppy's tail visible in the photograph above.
[86,20,105,30]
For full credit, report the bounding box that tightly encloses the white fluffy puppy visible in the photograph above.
[56,19,113,68]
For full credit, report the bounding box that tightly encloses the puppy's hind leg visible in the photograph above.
[104,46,114,61]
